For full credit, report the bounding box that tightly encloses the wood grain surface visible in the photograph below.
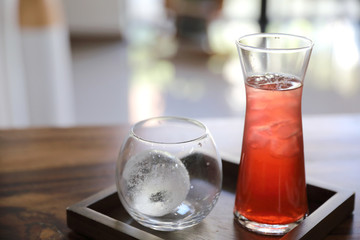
[1,114,359,239]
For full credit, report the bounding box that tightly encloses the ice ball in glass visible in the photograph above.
[122,149,190,217]
[116,117,222,231]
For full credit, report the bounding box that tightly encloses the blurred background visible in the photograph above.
[1,0,359,128]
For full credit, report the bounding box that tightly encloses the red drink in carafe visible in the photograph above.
[234,74,308,225]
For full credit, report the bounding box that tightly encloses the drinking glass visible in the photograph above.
[116,116,222,231]
[234,33,313,235]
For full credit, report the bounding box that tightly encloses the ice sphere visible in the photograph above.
[122,150,190,217]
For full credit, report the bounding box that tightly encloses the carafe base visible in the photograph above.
[234,211,305,236]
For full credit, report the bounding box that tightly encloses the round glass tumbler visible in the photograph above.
[234,33,313,235]
[116,117,222,231]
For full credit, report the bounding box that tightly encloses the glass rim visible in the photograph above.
[130,116,208,144]
[236,33,314,53]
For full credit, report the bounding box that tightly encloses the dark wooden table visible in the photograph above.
[1,114,359,239]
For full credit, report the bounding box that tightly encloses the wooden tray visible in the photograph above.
[67,160,355,240]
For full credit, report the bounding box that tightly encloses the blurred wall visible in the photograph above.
[0,0,28,128]
[62,0,126,38]
[0,0,126,128]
